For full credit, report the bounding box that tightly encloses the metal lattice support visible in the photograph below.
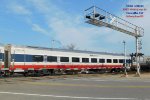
[84,6,144,37]
[84,6,144,76]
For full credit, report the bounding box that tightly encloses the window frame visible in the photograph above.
[113,59,118,63]
[82,58,89,63]
[99,59,105,63]
[60,57,69,62]
[47,56,57,62]
[119,59,124,63]
[91,58,97,63]
[12,54,25,62]
[32,55,44,62]
[72,57,80,63]
[107,59,112,63]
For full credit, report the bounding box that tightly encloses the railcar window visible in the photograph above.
[33,55,43,62]
[126,59,131,63]
[0,53,3,61]
[99,59,105,63]
[60,57,69,62]
[72,57,80,62]
[119,59,124,63]
[12,54,25,62]
[91,58,97,63]
[82,58,89,63]
[129,59,132,63]
[107,59,112,63]
[26,55,33,62]
[47,56,57,62]
[113,59,118,63]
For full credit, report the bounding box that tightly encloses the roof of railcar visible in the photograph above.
[25,45,124,56]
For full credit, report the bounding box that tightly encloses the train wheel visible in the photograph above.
[10,71,14,77]
[34,70,41,77]
[45,69,51,76]
[116,68,122,73]
[0,70,3,77]
[50,69,55,75]
[41,69,49,76]
[3,70,11,77]
[23,72,29,77]
[99,69,106,74]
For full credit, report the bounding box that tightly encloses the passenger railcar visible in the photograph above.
[0,44,131,76]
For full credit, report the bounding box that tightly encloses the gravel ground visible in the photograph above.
[0,72,150,84]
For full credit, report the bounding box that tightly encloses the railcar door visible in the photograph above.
[0,50,3,69]
[4,45,11,69]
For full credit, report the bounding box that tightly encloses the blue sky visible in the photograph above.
[0,0,149,55]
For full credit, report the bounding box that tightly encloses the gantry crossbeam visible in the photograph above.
[85,6,144,37]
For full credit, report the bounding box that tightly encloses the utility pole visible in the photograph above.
[51,40,55,49]
[135,37,141,76]
[51,39,63,49]
[123,41,128,77]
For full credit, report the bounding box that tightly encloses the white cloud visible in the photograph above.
[32,24,50,36]
[27,0,50,13]
[48,16,114,51]
[8,3,31,15]
[26,0,110,51]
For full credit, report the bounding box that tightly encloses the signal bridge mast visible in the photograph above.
[84,6,144,76]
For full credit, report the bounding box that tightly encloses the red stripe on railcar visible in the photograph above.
[0,64,123,71]
[10,64,123,70]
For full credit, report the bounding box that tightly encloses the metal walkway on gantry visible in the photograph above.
[84,6,144,37]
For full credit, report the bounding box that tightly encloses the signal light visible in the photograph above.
[131,53,144,57]
[99,16,105,20]
[94,13,100,17]
[86,15,91,19]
